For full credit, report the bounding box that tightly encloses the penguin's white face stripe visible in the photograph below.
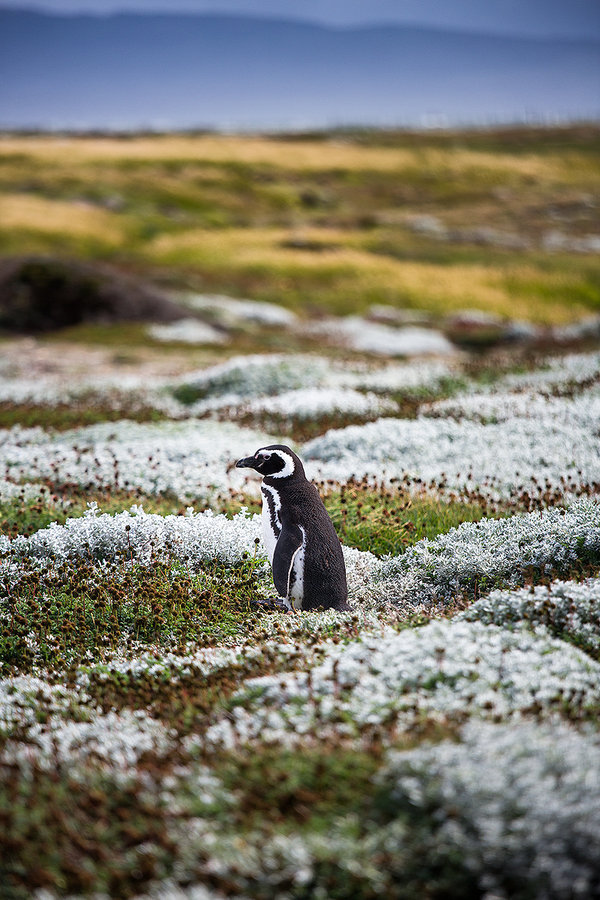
[260,484,281,564]
[266,450,295,479]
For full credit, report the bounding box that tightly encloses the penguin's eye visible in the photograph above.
[262,452,272,461]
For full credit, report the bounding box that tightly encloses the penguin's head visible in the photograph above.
[236,444,303,480]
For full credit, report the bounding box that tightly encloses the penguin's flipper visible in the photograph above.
[272,524,304,600]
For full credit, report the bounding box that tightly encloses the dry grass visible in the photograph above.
[1,128,598,326]
[0,133,590,182]
[0,193,127,243]
[148,226,592,323]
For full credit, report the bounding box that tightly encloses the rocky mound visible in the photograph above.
[0,256,185,333]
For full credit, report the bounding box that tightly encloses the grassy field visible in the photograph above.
[1,127,600,899]
[1,125,599,325]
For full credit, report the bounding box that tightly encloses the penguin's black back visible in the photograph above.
[266,475,348,611]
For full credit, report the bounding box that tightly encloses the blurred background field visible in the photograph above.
[0,125,599,360]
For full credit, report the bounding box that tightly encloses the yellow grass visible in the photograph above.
[148,227,588,323]
[1,133,597,326]
[0,134,575,181]
[0,193,126,244]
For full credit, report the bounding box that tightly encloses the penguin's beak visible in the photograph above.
[236,455,256,469]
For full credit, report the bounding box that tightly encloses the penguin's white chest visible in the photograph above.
[287,526,306,610]
[261,484,281,564]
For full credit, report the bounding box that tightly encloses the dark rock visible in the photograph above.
[443,308,508,349]
[0,256,185,333]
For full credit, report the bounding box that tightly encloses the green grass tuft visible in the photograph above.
[323,481,489,557]
[0,401,168,431]
[0,556,265,675]
[0,762,176,900]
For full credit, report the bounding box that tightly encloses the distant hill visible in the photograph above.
[1,10,598,130]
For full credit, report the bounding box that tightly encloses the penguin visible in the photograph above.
[236,445,349,612]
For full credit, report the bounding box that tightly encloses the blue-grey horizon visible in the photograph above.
[2,0,600,40]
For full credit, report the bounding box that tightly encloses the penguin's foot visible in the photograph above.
[250,596,292,613]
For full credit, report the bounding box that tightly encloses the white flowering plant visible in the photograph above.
[459,575,600,658]
[2,345,600,898]
[371,498,600,610]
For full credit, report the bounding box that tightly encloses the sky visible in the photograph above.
[4,0,600,40]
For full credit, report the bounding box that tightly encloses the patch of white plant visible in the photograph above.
[235,387,396,421]
[178,354,335,404]
[182,354,457,418]
[423,385,600,425]
[0,503,378,600]
[371,499,600,609]
[0,371,186,417]
[499,349,600,394]
[3,707,172,775]
[75,641,311,695]
[376,718,600,897]
[147,318,227,345]
[0,674,88,736]
[204,618,600,748]
[4,503,263,570]
[183,292,298,327]
[172,720,600,898]
[0,420,274,500]
[459,575,600,657]
[0,479,47,503]
[347,359,457,394]
[304,402,600,499]
[309,317,456,357]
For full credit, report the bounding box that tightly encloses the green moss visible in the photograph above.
[0,227,121,260]
[0,556,266,674]
[0,763,175,900]
[0,490,199,539]
[321,481,490,557]
[0,401,168,431]
[504,266,600,311]
[216,746,382,831]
